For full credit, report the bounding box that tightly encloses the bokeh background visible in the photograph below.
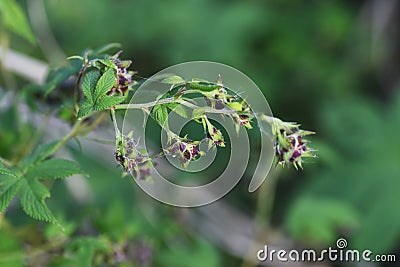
[1,0,400,266]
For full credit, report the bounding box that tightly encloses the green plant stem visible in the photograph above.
[114,97,236,115]
[110,108,120,137]
[47,119,85,156]
[113,98,175,110]
[240,169,279,267]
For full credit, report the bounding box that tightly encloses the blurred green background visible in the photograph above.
[1,0,400,266]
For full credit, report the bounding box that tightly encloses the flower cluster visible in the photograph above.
[163,135,204,169]
[114,131,152,179]
[268,117,316,169]
[107,52,136,96]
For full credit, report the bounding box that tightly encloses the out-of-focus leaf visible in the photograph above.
[44,59,83,96]
[162,75,185,85]
[0,0,35,44]
[65,237,109,267]
[0,229,24,267]
[91,43,121,57]
[286,197,358,245]
[22,141,59,169]
[156,238,220,267]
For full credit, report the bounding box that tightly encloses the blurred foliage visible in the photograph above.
[0,0,35,44]
[289,92,400,253]
[1,0,399,266]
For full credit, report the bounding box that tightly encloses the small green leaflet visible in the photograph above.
[98,59,117,70]
[81,69,101,104]
[20,179,57,224]
[152,104,169,127]
[78,68,124,118]
[93,96,125,111]
[26,159,86,180]
[77,99,93,118]
[0,161,18,178]
[94,69,116,100]
[0,176,20,213]
[166,102,190,119]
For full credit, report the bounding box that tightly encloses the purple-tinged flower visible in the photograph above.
[114,131,152,179]
[261,116,316,169]
[99,51,136,96]
[206,125,225,147]
[163,136,204,169]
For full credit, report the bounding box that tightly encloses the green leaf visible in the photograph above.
[0,162,18,178]
[0,228,24,267]
[162,75,186,85]
[77,98,93,118]
[152,104,169,126]
[167,103,190,119]
[20,179,57,224]
[44,59,83,96]
[0,177,21,213]
[94,69,116,100]
[98,59,117,69]
[81,70,101,104]
[93,96,125,111]
[286,197,358,244]
[187,81,220,92]
[91,43,121,57]
[22,141,58,168]
[26,159,84,180]
[0,0,35,44]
